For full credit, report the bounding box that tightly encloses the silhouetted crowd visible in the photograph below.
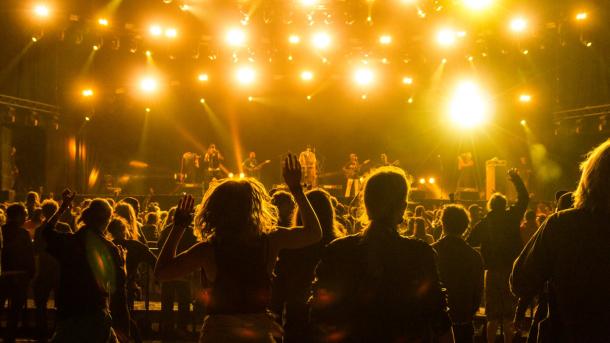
[0,140,609,343]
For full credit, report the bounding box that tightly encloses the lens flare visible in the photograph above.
[448,80,491,129]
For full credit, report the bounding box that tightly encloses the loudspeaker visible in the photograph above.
[486,159,507,200]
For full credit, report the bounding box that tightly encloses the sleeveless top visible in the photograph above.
[205,234,272,315]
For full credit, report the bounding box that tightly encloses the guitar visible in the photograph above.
[343,160,371,178]
[245,160,271,173]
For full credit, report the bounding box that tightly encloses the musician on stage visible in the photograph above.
[242,151,264,179]
[343,153,362,197]
[204,144,224,182]
[298,145,317,187]
[379,153,399,167]
[179,152,201,183]
[457,151,477,191]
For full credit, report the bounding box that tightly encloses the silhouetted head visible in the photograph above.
[41,199,59,220]
[442,204,470,236]
[78,199,112,232]
[295,189,342,243]
[487,193,507,212]
[6,203,27,226]
[114,202,139,240]
[524,209,536,222]
[270,190,295,227]
[145,212,158,225]
[26,191,40,207]
[363,166,409,231]
[468,204,481,222]
[121,197,140,215]
[196,178,277,241]
[349,153,357,161]
[574,140,610,213]
[107,217,130,241]
[249,151,256,159]
[557,192,574,212]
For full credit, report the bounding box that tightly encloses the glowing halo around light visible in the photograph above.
[448,80,491,129]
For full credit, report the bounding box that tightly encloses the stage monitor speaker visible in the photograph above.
[410,190,427,201]
[486,158,507,200]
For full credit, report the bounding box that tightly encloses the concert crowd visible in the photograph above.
[0,140,609,343]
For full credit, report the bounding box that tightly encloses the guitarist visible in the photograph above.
[343,153,364,197]
[242,151,270,179]
[204,144,224,183]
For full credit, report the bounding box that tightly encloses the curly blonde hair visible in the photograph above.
[573,139,610,213]
[195,178,277,240]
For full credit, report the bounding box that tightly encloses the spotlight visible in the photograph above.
[145,50,152,57]
[520,119,527,126]
[236,66,256,85]
[419,178,426,184]
[311,32,331,50]
[509,17,527,33]
[463,0,493,11]
[31,37,38,42]
[145,108,151,113]
[165,28,178,38]
[239,172,245,179]
[289,35,301,44]
[33,4,51,18]
[139,76,159,94]
[248,96,254,102]
[361,94,367,100]
[198,73,209,82]
[200,98,206,104]
[575,12,588,21]
[85,116,91,122]
[82,89,94,97]
[407,97,414,104]
[92,45,100,51]
[519,94,532,103]
[436,29,457,47]
[354,68,374,86]
[228,172,234,178]
[402,76,413,85]
[149,25,163,37]
[448,80,490,129]
[379,35,392,45]
[300,0,318,6]
[300,70,314,81]
[98,18,109,27]
[306,95,312,100]
[226,28,246,46]
[428,177,436,184]
[179,4,190,11]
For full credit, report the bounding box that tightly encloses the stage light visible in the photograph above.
[145,50,152,57]
[98,18,109,27]
[436,29,457,47]
[311,32,331,50]
[520,119,527,126]
[200,98,205,104]
[145,108,151,113]
[575,12,588,21]
[419,178,426,184]
[519,94,532,103]
[442,58,448,64]
[198,73,209,82]
[402,76,413,85]
[85,116,91,122]
[82,89,94,97]
[509,17,527,33]
[139,76,159,94]
[33,4,50,18]
[428,177,436,184]
[361,94,367,100]
[228,172,234,178]
[448,80,490,129]
[306,95,312,101]
[248,96,254,102]
[226,28,246,46]
[179,4,190,11]
[165,28,178,38]
[31,37,38,42]
[92,45,100,51]
[149,25,163,37]
[463,0,493,11]
[401,0,417,4]
[289,35,301,44]
[300,70,314,81]
[354,68,374,86]
[300,0,318,6]
[239,172,245,179]
[407,97,414,104]
[236,66,256,85]
[379,35,392,45]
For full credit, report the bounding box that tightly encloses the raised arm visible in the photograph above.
[42,189,75,240]
[270,153,322,250]
[154,195,208,280]
[508,168,529,215]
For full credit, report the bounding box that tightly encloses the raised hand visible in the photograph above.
[60,189,76,208]
[283,153,303,193]
[174,194,195,228]
[507,168,520,180]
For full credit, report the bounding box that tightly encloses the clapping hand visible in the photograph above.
[283,153,303,194]
[174,194,195,228]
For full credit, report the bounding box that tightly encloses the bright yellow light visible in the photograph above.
[437,29,457,47]
[145,50,152,57]
[236,66,256,85]
[31,37,38,42]
[379,35,392,45]
[248,96,254,102]
[575,12,588,21]
[407,97,414,104]
[361,94,368,100]
[200,98,206,104]
[300,70,314,81]
[311,32,331,50]
[509,17,527,33]
[149,25,163,37]
[82,89,94,97]
[226,28,246,46]
[448,80,490,129]
[354,68,374,86]
[92,45,100,51]
[98,18,109,26]
[145,108,151,113]
[165,28,178,38]
[520,119,527,126]
[419,178,426,184]
[428,177,436,184]
[401,0,417,4]
[301,0,318,6]
[402,76,413,85]
[228,172,234,178]
[85,116,91,122]
[463,0,493,11]
[306,95,312,100]
[519,94,532,103]
[198,73,209,82]
[139,76,159,93]
[239,172,245,179]
[33,4,50,18]
[289,35,301,44]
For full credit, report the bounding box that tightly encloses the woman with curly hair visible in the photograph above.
[114,202,146,245]
[155,154,322,342]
